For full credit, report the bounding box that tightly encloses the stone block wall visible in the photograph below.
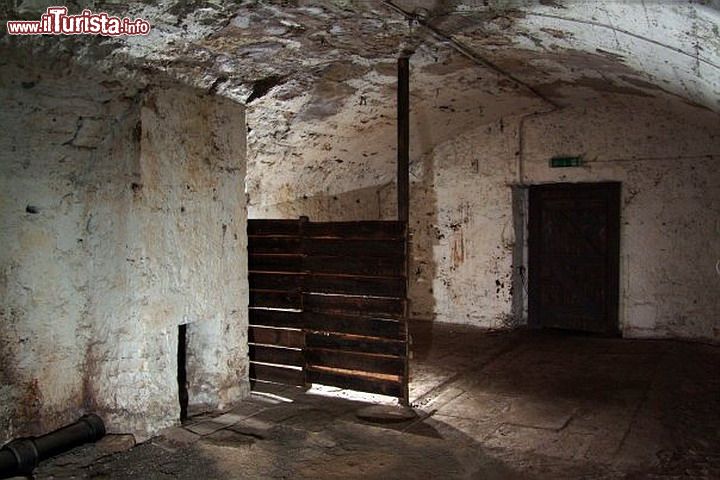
[408,96,720,342]
[0,56,249,444]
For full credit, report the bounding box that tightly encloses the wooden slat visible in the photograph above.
[250,272,304,291]
[305,239,403,258]
[305,274,405,297]
[304,255,404,277]
[306,332,405,356]
[304,221,405,239]
[250,345,304,367]
[250,363,304,387]
[250,256,403,277]
[305,349,404,376]
[250,309,303,329]
[249,254,303,273]
[303,312,403,339]
[249,326,304,348]
[248,220,300,236]
[248,237,301,254]
[249,290,302,309]
[251,310,402,338]
[304,293,404,317]
[306,368,402,397]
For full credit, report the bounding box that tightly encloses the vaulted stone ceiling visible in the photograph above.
[4,0,719,204]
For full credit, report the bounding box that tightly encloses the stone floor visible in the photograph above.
[31,322,720,479]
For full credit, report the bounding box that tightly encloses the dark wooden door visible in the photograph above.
[528,182,620,334]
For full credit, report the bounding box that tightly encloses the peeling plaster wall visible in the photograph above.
[0,59,249,444]
[520,98,720,341]
[246,51,545,220]
[408,117,521,326]
[249,182,395,221]
[126,87,249,433]
[513,1,720,111]
[395,0,720,112]
[0,59,141,445]
[409,96,720,342]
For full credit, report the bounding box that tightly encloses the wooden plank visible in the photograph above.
[249,345,303,367]
[247,220,300,237]
[250,363,304,387]
[248,237,301,254]
[250,310,402,338]
[249,254,303,273]
[248,326,304,348]
[250,272,304,291]
[305,349,404,376]
[304,255,404,277]
[306,332,405,356]
[305,274,405,297]
[303,312,403,339]
[250,309,303,329]
[305,238,403,258]
[306,368,403,397]
[304,293,404,317]
[249,290,302,309]
[304,221,405,239]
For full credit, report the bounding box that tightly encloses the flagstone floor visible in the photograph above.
[31,322,720,479]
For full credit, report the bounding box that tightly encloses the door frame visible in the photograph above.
[527,182,621,335]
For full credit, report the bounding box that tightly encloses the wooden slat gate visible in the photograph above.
[248,218,409,403]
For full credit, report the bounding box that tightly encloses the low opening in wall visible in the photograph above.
[178,324,188,422]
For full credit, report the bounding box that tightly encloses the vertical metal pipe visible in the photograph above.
[397,56,410,224]
[397,56,411,406]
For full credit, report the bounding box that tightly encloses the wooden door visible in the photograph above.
[528,183,620,334]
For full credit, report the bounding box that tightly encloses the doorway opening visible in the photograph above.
[178,324,189,422]
[528,182,621,335]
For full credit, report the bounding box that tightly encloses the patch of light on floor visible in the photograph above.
[306,384,400,405]
[250,390,295,404]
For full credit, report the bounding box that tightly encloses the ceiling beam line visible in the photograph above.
[382,1,561,109]
[526,12,720,71]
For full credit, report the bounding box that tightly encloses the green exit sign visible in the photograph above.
[550,156,583,168]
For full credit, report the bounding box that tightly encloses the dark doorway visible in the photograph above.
[528,182,620,334]
[178,324,188,421]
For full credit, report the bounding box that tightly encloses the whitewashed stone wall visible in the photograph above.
[408,96,720,342]
[0,59,140,444]
[1,57,249,444]
[519,98,720,341]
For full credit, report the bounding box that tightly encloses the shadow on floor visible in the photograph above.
[409,320,720,479]
[32,322,720,479]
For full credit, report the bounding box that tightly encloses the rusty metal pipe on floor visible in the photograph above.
[0,414,105,478]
